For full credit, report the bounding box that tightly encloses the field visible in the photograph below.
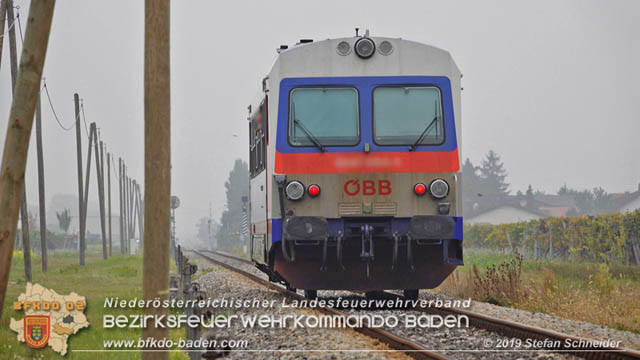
[1,246,188,359]
[437,247,640,334]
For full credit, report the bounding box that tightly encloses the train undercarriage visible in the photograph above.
[257,216,464,297]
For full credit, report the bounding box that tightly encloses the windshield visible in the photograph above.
[288,87,359,146]
[373,86,444,146]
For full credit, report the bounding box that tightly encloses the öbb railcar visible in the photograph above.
[247,32,463,299]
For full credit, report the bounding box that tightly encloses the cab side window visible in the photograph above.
[249,100,267,178]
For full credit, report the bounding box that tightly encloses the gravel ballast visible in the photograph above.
[187,251,599,359]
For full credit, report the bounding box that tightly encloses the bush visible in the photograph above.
[542,267,558,296]
[464,210,640,264]
[11,251,40,268]
[472,254,524,306]
[592,263,614,295]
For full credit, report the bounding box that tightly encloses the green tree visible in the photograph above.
[526,184,534,200]
[478,150,510,198]
[56,209,71,234]
[216,159,249,249]
[592,187,613,214]
[556,185,613,215]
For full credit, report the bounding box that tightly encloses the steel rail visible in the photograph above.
[193,250,447,360]
[199,249,640,360]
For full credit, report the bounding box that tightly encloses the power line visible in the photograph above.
[17,5,126,190]
[42,82,76,131]
[17,8,76,132]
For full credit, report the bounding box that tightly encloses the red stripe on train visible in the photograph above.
[275,149,460,174]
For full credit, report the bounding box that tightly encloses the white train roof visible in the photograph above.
[269,36,460,80]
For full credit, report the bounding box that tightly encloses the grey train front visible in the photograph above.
[247,32,463,299]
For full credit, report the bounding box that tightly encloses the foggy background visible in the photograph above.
[1,0,638,242]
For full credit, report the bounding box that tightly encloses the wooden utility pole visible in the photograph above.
[101,142,109,257]
[0,0,55,320]
[81,123,95,263]
[0,0,7,72]
[128,176,134,242]
[142,0,171,357]
[35,96,48,272]
[122,167,128,253]
[74,93,85,265]
[123,170,128,250]
[137,184,144,243]
[132,183,138,241]
[95,135,107,259]
[107,152,112,256]
[118,158,124,253]
[6,0,31,283]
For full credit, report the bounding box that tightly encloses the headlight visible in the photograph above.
[285,181,305,200]
[336,41,351,56]
[354,37,375,59]
[378,40,393,55]
[429,179,449,199]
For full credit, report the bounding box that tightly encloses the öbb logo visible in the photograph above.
[344,180,392,196]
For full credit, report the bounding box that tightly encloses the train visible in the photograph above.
[247,30,462,299]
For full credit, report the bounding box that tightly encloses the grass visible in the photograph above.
[437,247,640,334]
[1,245,188,359]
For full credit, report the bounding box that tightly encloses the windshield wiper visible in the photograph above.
[294,119,325,152]
[291,102,325,152]
[409,116,438,151]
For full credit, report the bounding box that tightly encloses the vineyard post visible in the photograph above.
[548,223,553,259]
[633,241,640,266]
[522,227,527,259]
[533,227,538,260]
[562,220,568,259]
[0,0,55,319]
[74,93,85,265]
[35,95,48,271]
[142,0,171,356]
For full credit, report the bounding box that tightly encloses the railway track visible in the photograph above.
[193,249,446,360]
[193,249,640,360]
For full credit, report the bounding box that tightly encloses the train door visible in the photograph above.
[249,99,268,263]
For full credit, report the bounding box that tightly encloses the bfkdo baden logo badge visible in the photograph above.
[10,283,89,356]
[24,315,50,348]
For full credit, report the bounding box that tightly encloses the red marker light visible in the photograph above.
[414,183,426,196]
[308,184,321,197]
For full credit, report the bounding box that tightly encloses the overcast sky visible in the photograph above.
[1,0,639,241]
